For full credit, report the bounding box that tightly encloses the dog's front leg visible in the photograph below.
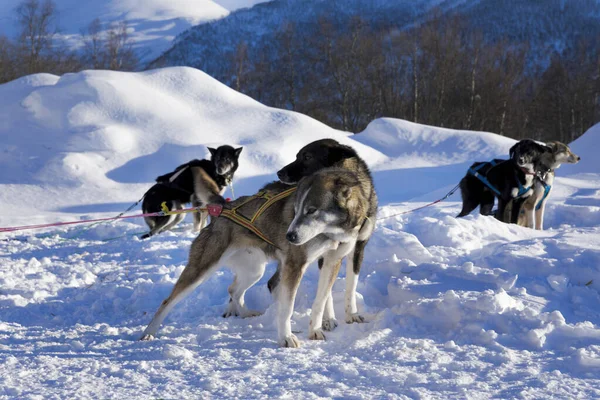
[309,255,342,341]
[276,259,308,348]
[535,201,546,230]
[345,241,368,324]
[321,293,337,331]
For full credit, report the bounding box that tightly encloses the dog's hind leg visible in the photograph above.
[495,198,509,223]
[457,179,479,217]
[140,228,228,340]
[141,215,174,239]
[479,190,495,216]
[267,264,281,294]
[222,248,267,318]
[161,202,185,233]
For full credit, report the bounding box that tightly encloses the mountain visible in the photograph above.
[0,0,270,62]
[151,0,600,69]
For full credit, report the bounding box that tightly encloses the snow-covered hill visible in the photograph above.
[0,67,386,226]
[0,0,268,62]
[0,68,599,398]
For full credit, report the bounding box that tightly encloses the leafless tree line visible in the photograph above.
[221,13,600,142]
[0,0,138,84]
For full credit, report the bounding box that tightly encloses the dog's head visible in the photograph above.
[208,145,243,176]
[544,141,580,168]
[509,139,547,174]
[277,139,357,185]
[286,168,367,246]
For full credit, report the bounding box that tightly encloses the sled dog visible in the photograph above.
[271,138,377,328]
[140,168,371,347]
[457,139,547,223]
[514,141,580,230]
[141,145,242,238]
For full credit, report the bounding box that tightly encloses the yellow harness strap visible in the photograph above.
[159,187,296,248]
[221,186,297,248]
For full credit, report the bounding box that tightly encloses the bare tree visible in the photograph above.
[0,36,17,83]
[233,41,248,92]
[15,0,57,74]
[106,21,137,71]
[82,18,104,69]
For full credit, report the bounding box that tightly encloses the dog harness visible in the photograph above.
[212,186,298,248]
[468,160,532,198]
[468,160,502,196]
[536,181,551,210]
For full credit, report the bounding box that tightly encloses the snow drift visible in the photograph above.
[0,67,599,398]
[0,67,383,226]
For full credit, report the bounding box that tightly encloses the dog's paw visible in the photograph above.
[345,313,365,324]
[308,329,326,341]
[279,334,301,348]
[222,310,238,318]
[139,334,155,341]
[240,309,263,318]
[322,318,338,332]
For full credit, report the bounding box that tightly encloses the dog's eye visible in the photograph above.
[306,207,317,215]
[303,153,312,161]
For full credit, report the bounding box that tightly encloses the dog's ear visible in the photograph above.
[509,142,519,160]
[509,144,515,159]
[326,144,356,165]
[334,173,361,199]
[234,147,243,157]
[334,173,365,226]
[207,147,217,157]
[545,141,560,153]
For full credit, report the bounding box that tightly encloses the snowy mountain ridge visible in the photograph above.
[0,0,270,63]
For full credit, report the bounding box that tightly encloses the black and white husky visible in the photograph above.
[141,145,242,238]
[457,139,548,223]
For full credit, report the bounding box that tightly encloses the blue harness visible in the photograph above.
[536,181,551,210]
[468,160,501,196]
[468,160,532,198]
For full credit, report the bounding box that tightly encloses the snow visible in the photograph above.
[1,68,600,398]
[213,0,272,11]
[0,0,268,62]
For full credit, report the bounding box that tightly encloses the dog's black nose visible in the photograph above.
[577,156,581,161]
[277,170,284,179]
[286,231,298,243]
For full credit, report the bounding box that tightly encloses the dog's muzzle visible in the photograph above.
[286,231,299,244]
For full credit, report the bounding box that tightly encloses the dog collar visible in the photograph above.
[519,167,536,176]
